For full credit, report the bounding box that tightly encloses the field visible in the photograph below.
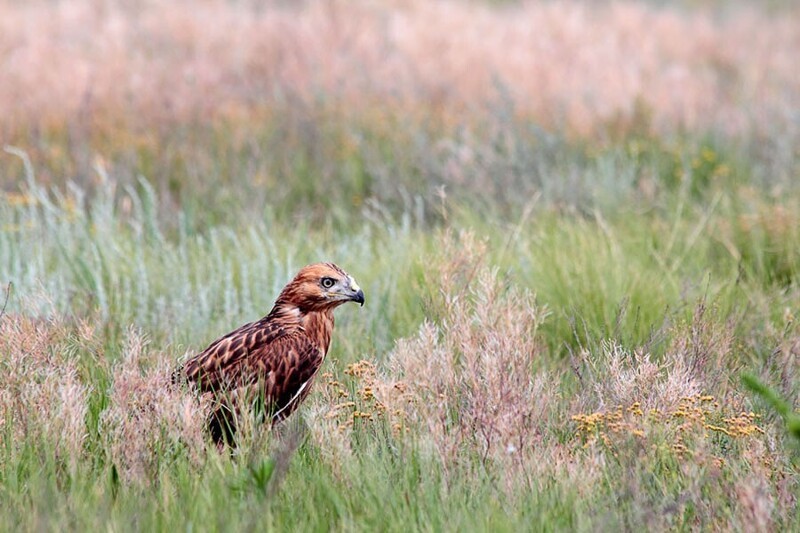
[2,0,799,530]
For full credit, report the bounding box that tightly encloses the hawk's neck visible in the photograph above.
[267,304,335,355]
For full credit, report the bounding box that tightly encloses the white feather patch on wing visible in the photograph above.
[271,379,310,421]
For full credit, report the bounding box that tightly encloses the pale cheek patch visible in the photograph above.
[348,276,361,292]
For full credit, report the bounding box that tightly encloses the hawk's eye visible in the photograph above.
[321,277,336,289]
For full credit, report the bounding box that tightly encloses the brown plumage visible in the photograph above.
[177,263,364,444]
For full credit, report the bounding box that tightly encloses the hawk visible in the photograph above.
[176,263,365,444]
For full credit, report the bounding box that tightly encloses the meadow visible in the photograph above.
[1,0,799,530]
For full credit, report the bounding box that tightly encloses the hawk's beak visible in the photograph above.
[347,276,365,306]
[352,289,365,307]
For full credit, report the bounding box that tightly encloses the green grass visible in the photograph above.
[2,111,800,531]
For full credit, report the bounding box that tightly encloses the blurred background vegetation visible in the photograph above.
[1,0,798,530]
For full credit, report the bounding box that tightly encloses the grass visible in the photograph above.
[2,1,800,531]
[3,140,798,529]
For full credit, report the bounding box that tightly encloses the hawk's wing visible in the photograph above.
[181,319,324,412]
[181,318,286,391]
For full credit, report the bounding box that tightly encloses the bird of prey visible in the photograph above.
[177,263,365,444]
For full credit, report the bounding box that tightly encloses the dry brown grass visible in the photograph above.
[101,329,207,483]
[1,0,798,141]
[381,233,553,468]
[0,313,88,467]
[0,311,208,483]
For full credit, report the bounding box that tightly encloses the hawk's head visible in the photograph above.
[276,263,365,313]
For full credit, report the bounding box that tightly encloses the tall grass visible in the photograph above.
[3,142,799,529]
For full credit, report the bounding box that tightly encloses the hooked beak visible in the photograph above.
[352,289,365,307]
[346,275,365,307]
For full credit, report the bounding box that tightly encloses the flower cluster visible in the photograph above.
[321,360,409,435]
[571,394,764,455]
